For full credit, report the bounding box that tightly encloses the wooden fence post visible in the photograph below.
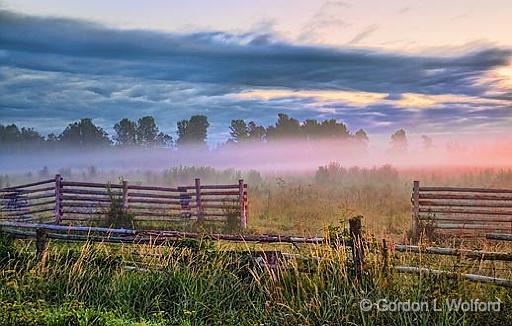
[349,216,364,278]
[195,178,204,223]
[244,189,248,228]
[122,180,129,212]
[54,174,63,224]
[412,180,420,243]
[35,228,47,260]
[239,179,247,228]
[382,239,388,274]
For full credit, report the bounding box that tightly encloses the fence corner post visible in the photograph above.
[238,179,247,229]
[122,180,129,212]
[54,174,63,224]
[412,180,420,243]
[349,216,364,278]
[195,178,204,223]
[35,228,47,260]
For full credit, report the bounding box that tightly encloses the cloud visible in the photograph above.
[298,1,350,43]
[348,24,379,45]
[0,9,511,142]
[1,10,510,96]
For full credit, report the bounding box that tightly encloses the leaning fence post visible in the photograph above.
[122,180,129,212]
[54,174,63,224]
[239,179,247,228]
[349,216,364,278]
[195,178,204,223]
[412,180,420,243]
[35,228,47,260]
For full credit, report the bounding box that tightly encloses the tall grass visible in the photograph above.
[3,164,512,324]
[0,233,511,325]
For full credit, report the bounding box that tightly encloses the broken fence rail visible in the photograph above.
[0,221,328,244]
[395,266,512,288]
[394,244,512,261]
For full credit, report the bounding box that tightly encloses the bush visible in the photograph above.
[98,184,134,229]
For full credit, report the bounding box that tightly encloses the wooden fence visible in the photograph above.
[1,175,248,228]
[411,181,512,240]
[0,178,57,223]
[393,243,512,288]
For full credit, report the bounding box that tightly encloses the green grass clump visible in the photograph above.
[0,236,511,325]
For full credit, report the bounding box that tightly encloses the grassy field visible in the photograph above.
[1,164,512,325]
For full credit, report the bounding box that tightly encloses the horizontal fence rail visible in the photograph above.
[0,175,248,228]
[411,181,512,240]
[395,266,512,288]
[394,244,512,261]
[393,243,512,288]
[0,177,56,223]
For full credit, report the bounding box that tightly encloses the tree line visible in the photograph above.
[0,113,420,152]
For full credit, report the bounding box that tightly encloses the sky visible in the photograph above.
[0,0,511,145]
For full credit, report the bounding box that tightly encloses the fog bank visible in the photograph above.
[2,134,511,175]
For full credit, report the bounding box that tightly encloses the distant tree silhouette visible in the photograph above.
[156,132,172,147]
[1,114,375,151]
[0,124,46,153]
[266,113,302,141]
[301,119,321,139]
[136,116,159,147]
[317,119,350,139]
[114,118,137,147]
[38,166,50,178]
[247,121,266,142]
[422,135,433,151]
[266,114,351,141]
[135,116,172,147]
[176,115,209,148]
[354,129,369,145]
[390,129,408,153]
[229,120,249,143]
[59,118,111,148]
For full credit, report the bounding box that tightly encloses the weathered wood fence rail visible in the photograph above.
[411,181,512,240]
[394,244,512,261]
[393,243,512,287]
[1,175,248,228]
[0,178,57,222]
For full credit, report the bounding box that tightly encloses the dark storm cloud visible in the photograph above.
[1,10,510,95]
[0,9,511,142]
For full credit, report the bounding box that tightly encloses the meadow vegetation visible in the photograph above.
[2,165,512,324]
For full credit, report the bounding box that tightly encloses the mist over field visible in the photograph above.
[2,135,511,175]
